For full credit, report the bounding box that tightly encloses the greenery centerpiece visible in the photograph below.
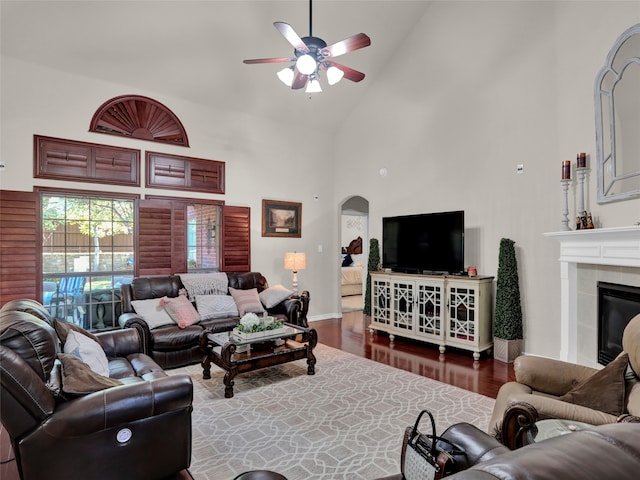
[493,237,523,363]
[363,238,380,316]
[233,313,285,340]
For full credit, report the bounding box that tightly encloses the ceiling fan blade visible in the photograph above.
[291,71,308,90]
[274,21,310,53]
[243,57,295,64]
[322,33,371,59]
[326,61,366,82]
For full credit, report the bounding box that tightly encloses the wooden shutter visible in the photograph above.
[136,200,186,276]
[0,190,38,302]
[34,135,140,186]
[146,152,225,194]
[220,206,250,272]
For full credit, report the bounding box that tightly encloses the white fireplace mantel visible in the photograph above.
[544,226,640,363]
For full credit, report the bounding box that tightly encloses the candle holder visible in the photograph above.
[560,179,571,231]
[576,166,588,214]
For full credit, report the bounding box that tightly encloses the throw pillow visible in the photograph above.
[558,352,629,416]
[130,298,175,329]
[160,295,201,328]
[342,254,353,267]
[58,353,121,395]
[229,287,265,317]
[54,319,100,344]
[195,294,239,320]
[63,329,110,378]
[259,284,294,309]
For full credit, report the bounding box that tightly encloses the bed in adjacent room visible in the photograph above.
[341,236,365,297]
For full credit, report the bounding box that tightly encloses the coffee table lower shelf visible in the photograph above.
[199,325,317,398]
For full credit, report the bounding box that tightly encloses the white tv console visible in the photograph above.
[369,271,494,360]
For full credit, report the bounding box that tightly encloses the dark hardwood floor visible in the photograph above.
[311,311,515,399]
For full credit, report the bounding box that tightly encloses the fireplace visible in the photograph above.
[545,226,640,365]
[598,282,640,365]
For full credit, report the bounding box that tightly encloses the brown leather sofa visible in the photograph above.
[0,299,193,480]
[489,312,640,449]
[377,421,640,480]
[119,272,310,369]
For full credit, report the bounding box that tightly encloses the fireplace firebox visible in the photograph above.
[598,282,640,365]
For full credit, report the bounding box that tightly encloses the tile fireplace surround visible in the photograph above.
[545,226,640,368]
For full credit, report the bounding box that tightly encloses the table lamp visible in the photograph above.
[284,252,306,295]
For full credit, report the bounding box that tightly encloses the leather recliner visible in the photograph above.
[489,312,640,449]
[376,421,640,480]
[0,299,193,480]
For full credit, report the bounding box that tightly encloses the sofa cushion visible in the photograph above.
[196,294,239,319]
[151,325,203,351]
[259,285,293,309]
[558,352,628,416]
[54,318,100,344]
[131,298,175,329]
[58,353,122,395]
[161,295,201,328]
[63,329,111,377]
[229,287,266,316]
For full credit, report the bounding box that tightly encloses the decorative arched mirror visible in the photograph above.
[595,23,640,204]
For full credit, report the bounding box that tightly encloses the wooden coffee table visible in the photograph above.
[199,323,317,398]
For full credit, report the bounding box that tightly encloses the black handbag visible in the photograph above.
[402,409,466,480]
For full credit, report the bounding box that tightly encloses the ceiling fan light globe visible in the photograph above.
[327,66,344,85]
[277,67,295,86]
[296,54,317,75]
[305,78,322,93]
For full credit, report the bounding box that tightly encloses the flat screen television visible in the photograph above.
[382,210,464,274]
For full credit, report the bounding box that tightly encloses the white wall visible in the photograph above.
[0,57,340,319]
[2,2,640,358]
[333,1,640,358]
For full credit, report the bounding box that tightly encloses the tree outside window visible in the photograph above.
[187,203,220,271]
[42,194,134,330]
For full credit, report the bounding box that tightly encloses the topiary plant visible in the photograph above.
[494,238,523,340]
[363,238,380,316]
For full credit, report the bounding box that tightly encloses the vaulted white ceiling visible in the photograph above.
[1,1,431,133]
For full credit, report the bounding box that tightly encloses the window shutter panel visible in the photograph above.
[220,205,250,272]
[136,199,186,276]
[0,190,38,301]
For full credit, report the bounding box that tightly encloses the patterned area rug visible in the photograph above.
[168,344,495,480]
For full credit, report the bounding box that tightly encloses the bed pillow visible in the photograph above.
[259,284,294,308]
[229,287,265,316]
[161,295,201,328]
[131,298,175,329]
[63,329,110,377]
[196,294,239,320]
[342,254,353,267]
[558,352,628,416]
[350,253,364,267]
[58,353,121,395]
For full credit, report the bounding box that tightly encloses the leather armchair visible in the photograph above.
[489,313,640,449]
[376,422,640,480]
[0,300,193,480]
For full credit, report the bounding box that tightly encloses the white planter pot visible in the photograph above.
[493,337,522,363]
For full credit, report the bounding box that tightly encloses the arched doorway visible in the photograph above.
[339,196,369,312]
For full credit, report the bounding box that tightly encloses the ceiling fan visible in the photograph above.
[243,0,371,93]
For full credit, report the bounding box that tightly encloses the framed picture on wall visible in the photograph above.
[262,199,302,238]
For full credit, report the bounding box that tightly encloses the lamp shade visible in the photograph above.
[296,54,317,75]
[305,78,322,93]
[284,252,307,272]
